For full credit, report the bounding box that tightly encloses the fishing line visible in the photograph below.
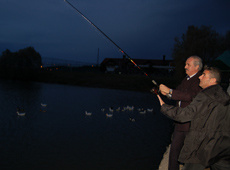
[64,0,158,88]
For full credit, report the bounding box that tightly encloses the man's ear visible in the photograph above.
[210,77,217,84]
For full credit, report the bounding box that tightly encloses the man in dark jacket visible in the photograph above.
[157,66,230,170]
[159,56,202,170]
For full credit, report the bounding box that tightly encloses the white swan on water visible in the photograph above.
[109,107,114,112]
[17,111,26,116]
[147,108,153,112]
[41,103,47,107]
[106,113,113,117]
[85,111,92,116]
[139,110,146,114]
[17,107,26,116]
[129,118,135,122]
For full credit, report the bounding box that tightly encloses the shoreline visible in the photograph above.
[158,145,171,170]
[158,145,184,170]
[0,68,180,93]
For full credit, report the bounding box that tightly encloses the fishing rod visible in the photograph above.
[64,0,159,89]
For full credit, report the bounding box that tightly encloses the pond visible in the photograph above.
[0,80,173,170]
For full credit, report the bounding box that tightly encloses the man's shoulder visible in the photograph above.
[191,71,202,80]
[180,72,201,85]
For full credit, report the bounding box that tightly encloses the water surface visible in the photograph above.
[0,80,173,169]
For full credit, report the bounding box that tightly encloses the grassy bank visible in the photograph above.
[0,66,180,92]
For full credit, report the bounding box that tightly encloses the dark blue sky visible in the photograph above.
[0,0,230,65]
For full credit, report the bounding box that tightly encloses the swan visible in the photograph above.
[139,110,146,114]
[129,118,135,122]
[106,113,113,117]
[147,108,153,112]
[85,111,92,116]
[17,107,26,116]
[116,107,121,111]
[41,103,47,107]
[109,107,114,112]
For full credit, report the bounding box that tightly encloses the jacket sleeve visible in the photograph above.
[172,84,201,102]
[161,93,204,123]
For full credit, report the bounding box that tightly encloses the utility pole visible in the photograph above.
[97,48,99,67]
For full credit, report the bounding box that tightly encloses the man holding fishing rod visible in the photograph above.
[156,66,230,170]
[159,56,203,170]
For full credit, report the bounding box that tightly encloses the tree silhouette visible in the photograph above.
[172,25,229,81]
[0,47,42,80]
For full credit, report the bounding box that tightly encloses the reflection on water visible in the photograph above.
[0,80,173,170]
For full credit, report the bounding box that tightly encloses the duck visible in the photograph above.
[85,111,92,116]
[17,107,26,116]
[138,108,143,112]
[127,106,134,111]
[129,118,135,122]
[106,113,113,117]
[139,110,146,114]
[121,107,127,112]
[41,103,47,107]
[116,107,121,111]
[147,108,153,112]
[109,107,114,112]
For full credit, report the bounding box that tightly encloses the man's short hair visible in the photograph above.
[190,56,203,71]
[204,66,221,84]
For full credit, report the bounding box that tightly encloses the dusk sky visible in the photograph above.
[0,0,230,65]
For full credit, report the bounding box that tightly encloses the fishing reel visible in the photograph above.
[150,86,159,95]
[150,80,160,95]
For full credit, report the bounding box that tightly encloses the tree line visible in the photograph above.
[0,47,42,80]
[172,25,230,81]
[0,25,229,82]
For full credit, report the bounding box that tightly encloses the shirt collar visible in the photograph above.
[187,72,197,80]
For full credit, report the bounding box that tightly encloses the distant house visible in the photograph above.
[100,55,174,75]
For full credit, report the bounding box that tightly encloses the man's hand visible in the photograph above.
[157,95,165,106]
[159,84,170,96]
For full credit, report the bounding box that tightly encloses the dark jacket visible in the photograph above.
[172,72,202,131]
[161,85,230,167]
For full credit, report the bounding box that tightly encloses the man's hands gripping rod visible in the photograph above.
[150,80,165,106]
